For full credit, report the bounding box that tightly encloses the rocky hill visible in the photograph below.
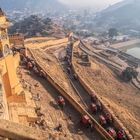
[0,0,67,13]
[9,15,66,38]
[94,0,140,32]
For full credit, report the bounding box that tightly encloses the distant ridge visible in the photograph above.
[0,0,67,13]
[95,0,140,31]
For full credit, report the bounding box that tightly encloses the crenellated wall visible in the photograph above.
[9,34,24,47]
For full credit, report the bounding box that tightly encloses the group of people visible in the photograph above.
[65,44,77,80]
[21,55,45,78]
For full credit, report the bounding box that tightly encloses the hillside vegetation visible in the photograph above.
[9,15,66,38]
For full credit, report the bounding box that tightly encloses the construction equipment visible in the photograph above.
[77,52,91,66]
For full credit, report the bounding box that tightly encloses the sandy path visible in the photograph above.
[20,66,102,140]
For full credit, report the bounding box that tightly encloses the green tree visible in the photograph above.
[108,28,118,38]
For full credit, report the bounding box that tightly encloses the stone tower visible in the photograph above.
[0,9,22,97]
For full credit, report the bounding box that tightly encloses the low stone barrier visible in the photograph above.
[44,38,68,47]
[0,119,49,140]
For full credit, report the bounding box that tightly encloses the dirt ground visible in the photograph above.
[73,56,140,140]
[30,48,87,109]
[20,67,102,140]
[24,38,139,139]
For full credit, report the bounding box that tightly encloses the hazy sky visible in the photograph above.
[59,0,123,8]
